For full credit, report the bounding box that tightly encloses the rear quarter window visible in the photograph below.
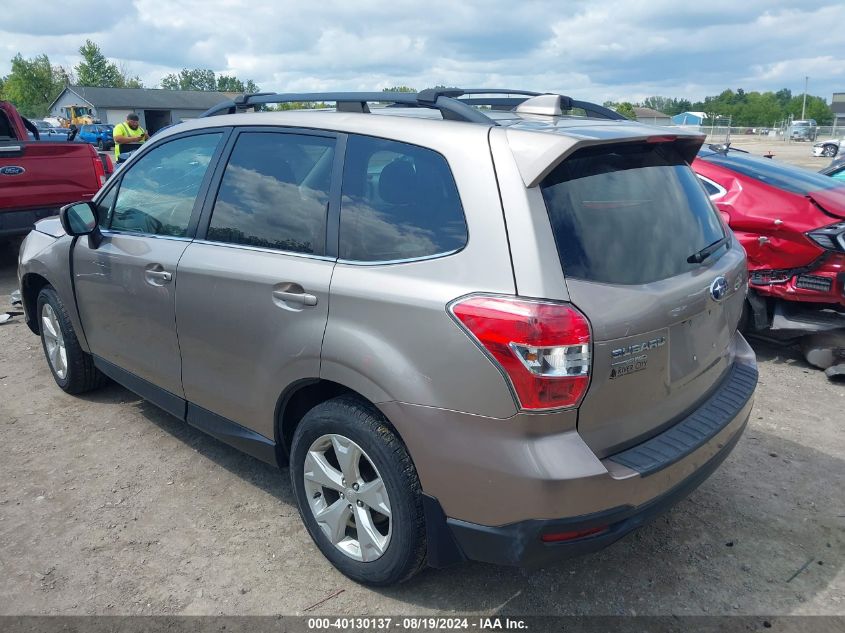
[541,142,725,285]
[339,135,468,262]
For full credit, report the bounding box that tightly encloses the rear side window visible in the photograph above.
[339,135,467,262]
[207,132,335,255]
[541,142,725,285]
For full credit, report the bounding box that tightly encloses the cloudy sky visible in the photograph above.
[2,0,845,103]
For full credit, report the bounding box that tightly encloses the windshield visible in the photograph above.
[700,149,844,194]
[541,142,725,285]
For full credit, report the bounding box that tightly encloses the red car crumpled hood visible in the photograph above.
[806,188,845,220]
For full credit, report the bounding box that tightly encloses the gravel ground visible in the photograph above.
[0,142,842,617]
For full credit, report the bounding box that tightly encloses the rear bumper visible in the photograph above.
[0,207,60,238]
[444,414,747,567]
[388,333,757,568]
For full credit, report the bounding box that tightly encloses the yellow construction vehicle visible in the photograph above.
[58,105,101,127]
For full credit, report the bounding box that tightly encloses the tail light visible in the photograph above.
[541,526,608,543]
[450,295,591,411]
[89,145,107,186]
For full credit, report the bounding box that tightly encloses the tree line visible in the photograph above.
[606,88,834,126]
[0,41,260,118]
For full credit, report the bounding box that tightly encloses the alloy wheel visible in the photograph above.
[303,433,392,562]
[41,303,67,380]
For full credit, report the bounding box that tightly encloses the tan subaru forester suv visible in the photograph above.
[17,89,757,585]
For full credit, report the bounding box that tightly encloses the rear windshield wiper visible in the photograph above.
[687,236,728,264]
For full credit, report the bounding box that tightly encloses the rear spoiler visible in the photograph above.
[501,126,706,188]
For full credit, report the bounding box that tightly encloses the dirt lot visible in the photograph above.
[0,142,843,617]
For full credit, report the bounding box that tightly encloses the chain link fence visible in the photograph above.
[666,124,844,144]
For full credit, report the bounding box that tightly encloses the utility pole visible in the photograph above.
[802,76,808,119]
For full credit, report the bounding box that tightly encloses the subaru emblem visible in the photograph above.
[709,276,729,302]
[0,166,25,176]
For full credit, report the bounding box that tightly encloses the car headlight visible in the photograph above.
[814,142,824,148]
[807,221,845,252]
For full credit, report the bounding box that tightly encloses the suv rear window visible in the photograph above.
[541,142,725,285]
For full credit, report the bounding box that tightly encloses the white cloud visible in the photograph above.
[1,1,844,103]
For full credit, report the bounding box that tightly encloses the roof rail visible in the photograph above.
[200,89,625,123]
[201,91,491,124]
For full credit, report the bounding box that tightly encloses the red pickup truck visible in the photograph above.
[1,101,108,238]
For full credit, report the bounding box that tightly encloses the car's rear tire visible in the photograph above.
[290,395,426,585]
[37,286,106,394]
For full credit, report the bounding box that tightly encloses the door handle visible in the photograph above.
[272,289,318,306]
[144,269,172,284]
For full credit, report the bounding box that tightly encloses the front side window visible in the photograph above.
[207,132,335,254]
[339,135,467,262]
[110,133,222,236]
[96,186,118,228]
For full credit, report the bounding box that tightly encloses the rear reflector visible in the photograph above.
[450,295,591,410]
[541,526,608,543]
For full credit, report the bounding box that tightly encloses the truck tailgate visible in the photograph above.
[0,141,102,211]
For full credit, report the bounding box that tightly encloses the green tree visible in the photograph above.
[382,85,416,93]
[214,76,260,93]
[75,40,123,87]
[604,101,636,119]
[1,53,68,117]
[161,69,257,92]
[639,96,692,116]
[786,95,832,125]
[216,75,244,92]
[161,68,217,91]
[775,88,792,107]
[733,91,782,127]
[122,75,144,89]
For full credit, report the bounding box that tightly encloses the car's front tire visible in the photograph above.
[823,144,838,158]
[290,395,426,585]
[37,286,106,394]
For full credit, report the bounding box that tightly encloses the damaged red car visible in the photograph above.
[692,146,844,346]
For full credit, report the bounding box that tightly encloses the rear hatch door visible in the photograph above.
[539,140,748,457]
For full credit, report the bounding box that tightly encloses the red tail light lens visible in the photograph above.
[541,526,608,543]
[89,146,107,186]
[450,295,591,410]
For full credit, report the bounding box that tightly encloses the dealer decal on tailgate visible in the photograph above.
[609,336,666,379]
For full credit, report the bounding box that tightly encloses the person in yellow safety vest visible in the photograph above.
[113,113,149,160]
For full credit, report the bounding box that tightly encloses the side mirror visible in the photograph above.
[60,201,98,236]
